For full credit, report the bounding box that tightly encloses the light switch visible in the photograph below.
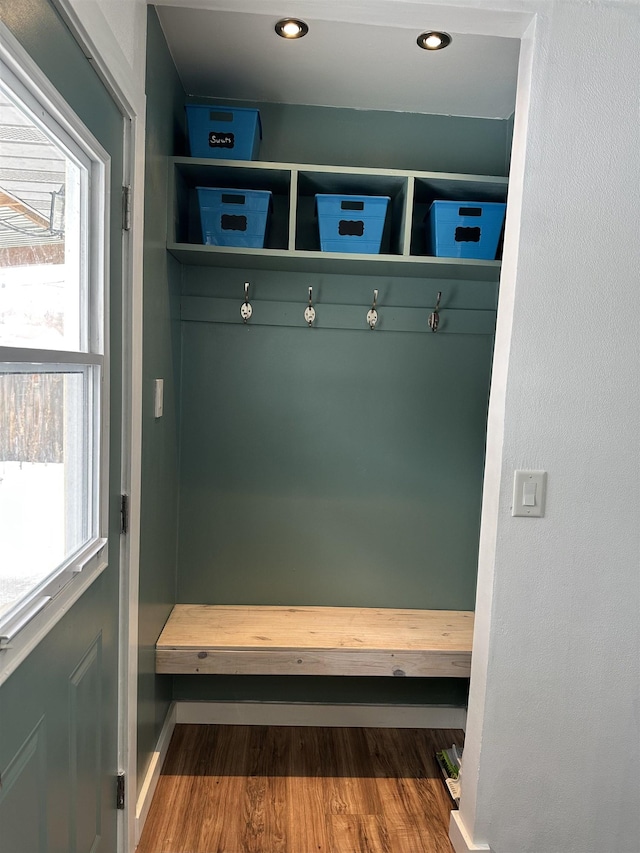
[522,481,536,506]
[512,470,547,517]
[154,378,164,419]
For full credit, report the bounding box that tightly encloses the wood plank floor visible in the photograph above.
[137,724,461,853]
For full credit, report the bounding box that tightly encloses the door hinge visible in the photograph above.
[120,494,129,535]
[122,185,132,231]
[116,772,125,810]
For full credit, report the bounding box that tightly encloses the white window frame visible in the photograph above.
[0,27,111,686]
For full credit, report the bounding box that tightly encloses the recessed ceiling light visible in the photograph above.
[417,31,452,50]
[275,18,309,39]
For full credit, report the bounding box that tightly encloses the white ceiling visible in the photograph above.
[156,7,520,119]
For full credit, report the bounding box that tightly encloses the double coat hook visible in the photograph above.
[304,287,316,326]
[428,291,442,333]
[240,281,252,323]
[367,289,379,330]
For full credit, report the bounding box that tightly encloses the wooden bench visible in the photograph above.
[156,605,473,678]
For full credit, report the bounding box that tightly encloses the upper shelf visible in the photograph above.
[166,243,502,281]
[168,157,508,281]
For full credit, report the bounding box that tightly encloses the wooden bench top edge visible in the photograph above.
[155,643,472,653]
[157,604,474,653]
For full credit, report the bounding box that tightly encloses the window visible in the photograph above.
[0,49,108,662]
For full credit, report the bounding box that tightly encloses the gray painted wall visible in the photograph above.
[137,7,185,790]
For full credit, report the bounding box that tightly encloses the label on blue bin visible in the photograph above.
[221,214,247,232]
[339,219,365,236]
[455,226,481,243]
[209,131,235,149]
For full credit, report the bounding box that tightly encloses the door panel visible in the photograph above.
[0,717,47,853]
[0,0,124,851]
[69,636,103,853]
[0,605,112,853]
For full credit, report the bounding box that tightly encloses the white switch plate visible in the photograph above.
[154,378,164,418]
[512,470,547,517]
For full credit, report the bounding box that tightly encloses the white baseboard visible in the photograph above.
[449,811,492,852]
[135,701,177,845]
[175,701,466,729]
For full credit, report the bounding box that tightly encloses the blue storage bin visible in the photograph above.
[186,105,262,160]
[426,200,506,260]
[197,187,272,248]
[315,194,390,254]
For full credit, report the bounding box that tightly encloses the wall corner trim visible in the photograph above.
[450,811,492,852]
[135,701,177,844]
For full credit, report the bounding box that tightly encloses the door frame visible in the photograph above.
[41,3,145,851]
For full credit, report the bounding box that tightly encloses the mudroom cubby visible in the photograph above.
[139,6,513,765]
[410,173,508,258]
[168,157,507,276]
[294,167,407,255]
[170,157,292,250]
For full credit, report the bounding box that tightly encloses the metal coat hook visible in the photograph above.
[240,281,253,323]
[367,289,379,330]
[428,291,442,333]
[304,286,316,327]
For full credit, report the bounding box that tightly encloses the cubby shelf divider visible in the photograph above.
[168,156,508,281]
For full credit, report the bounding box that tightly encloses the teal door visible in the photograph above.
[0,1,125,851]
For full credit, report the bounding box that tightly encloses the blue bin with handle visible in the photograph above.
[426,200,506,260]
[186,105,262,160]
[197,187,272,248]
[315,194,390,254]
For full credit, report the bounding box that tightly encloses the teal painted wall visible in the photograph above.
[177,300,493,609]
[137,7,185,791]
[1,1,124,850]
[173,674,469,706]
[185,97,513,176]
